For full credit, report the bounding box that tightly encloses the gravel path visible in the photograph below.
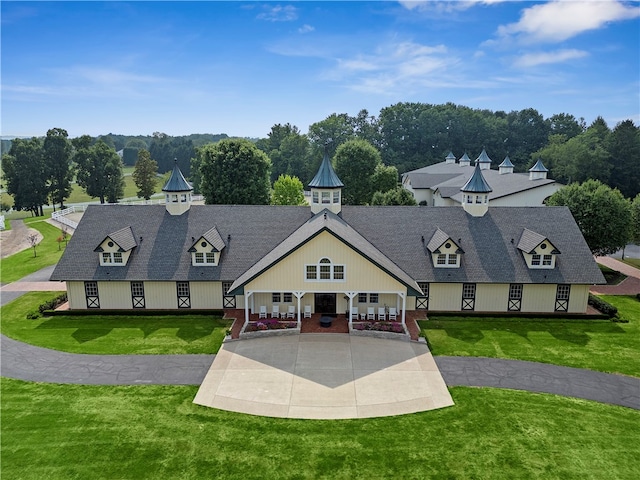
[0,220,42,260]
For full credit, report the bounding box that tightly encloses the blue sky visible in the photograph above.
[2,1,639,139]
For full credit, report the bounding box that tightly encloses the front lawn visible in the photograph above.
[420,295,640,377]
[621,257,640,269]
[2,379,638,480]
[1,292,230,354]
[0,219,67,283]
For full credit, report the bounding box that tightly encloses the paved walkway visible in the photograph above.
[194,334,453,419]
[592,256,640,296]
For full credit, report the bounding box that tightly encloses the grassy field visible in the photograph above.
[1,292,230,354]
[621,257,640,269]
[0,220,67,283]
[420,295,640,377]
[1,379,638,480]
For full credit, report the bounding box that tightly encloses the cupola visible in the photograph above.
[162,160,193,215]
[475,148,492,170]
[458,152,471,167]
[445,151,456,164]
[529,159,549,180]
[461,164,492,216]
[499,155,514,174]
[308,150,344,215]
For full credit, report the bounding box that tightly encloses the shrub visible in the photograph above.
[26,310,41,320]
[588,294,618,318]
[38,293,68,313]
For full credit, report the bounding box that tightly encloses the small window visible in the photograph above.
[113,252,123,263]
[222,282,233,295]
[462,283,476,299]
[320,265,331,280]
[172,194,178,203]
[369,293,379,303]
[131,282,145,297]
[283,292,292,303]
[272,292,281,303]
[333,191,340,204]
[543,254,553,266]
[333,265,344,280]
[102,252,112,263]
[177,282,190,297]
[181,194,187,202]
[475,195,482,204]
[531,254,541,266]
[205,252,216,263]
[447,254,457,265]
[322,191,330,204]
[358,293,367,303]
[306,265,317,280]
[437,254,447,265]
[195,252,204,264]
[85,281,99,297]
[557,284,570,300]
[312,191,319,204]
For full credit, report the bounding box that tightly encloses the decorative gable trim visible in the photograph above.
[188,226,226,266]
[426,228,463,268]
[517,228,560,269]
[94,226,137,266]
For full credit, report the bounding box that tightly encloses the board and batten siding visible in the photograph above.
[245,231,406,294]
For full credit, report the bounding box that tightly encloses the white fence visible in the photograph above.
[0,214,4,231]
[51,205,85,230]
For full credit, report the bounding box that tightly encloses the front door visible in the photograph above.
[314,293,336,315]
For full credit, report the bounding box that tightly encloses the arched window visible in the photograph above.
[305,257,345,281]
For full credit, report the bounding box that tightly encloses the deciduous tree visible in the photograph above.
[271,174,306,205]
[2,137,48,216]
[44,127,73,209]
[198,139,271,205]
[75,140,123,204]
[132,149,158,200]
[371,187,417,206]
[547,179,632,256]
[334,139,381,205]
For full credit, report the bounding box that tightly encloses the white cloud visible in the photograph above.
[298,24,315,34]
[513,49,589,68]
[257,5,298,22]
[398,0,508,13]
[498,0,640,43]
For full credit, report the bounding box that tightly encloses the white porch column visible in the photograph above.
[293,291,305,328]
[345,291,358,328]
[243,291,253,332]
[400,292,407,329]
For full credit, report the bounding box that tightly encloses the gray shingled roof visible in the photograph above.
[426,228,450,253]
[403,161,558,202]
[51,204,604,286]
[517,228,560,254]
[307,152,344,188]
[163,162,193,192]
[461,164,493,193]
[94,226,137,252]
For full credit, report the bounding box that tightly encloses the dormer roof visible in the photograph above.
[188,226,226,253]
[459,152,471,164]
[517,228,560,254]
[163,161,193,192]
[445,151,456,163]
[461,164,493,193]
[426,228,464,254]
[308,152,344,188]
[94,226,137,252]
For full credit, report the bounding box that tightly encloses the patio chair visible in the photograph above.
[271,305,280,318]
[350,307,359,321]
[367,307,375,320]
[304,305,312,318]
[378,307,386,321]
[287,305,296,318]
[388,307,397,321]
[258,305,267,319]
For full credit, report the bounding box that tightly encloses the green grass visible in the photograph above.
[598,263,627,285]
[0,220,67,284]
[621,257,640,269]
[2,379,638,480]
[420,295,640,377]
[0,292,230,354]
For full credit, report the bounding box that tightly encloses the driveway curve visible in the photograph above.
[1,333,638,410]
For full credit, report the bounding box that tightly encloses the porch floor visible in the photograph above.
[224,310,425,340]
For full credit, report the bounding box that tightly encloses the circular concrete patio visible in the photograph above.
[193,334,454,419]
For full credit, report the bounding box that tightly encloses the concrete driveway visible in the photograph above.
[194,334,454,419]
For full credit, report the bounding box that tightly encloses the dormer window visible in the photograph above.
[188,226,226,267]
[517,229,560,270]
[427,229,463,268]
[95,227,137,266]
